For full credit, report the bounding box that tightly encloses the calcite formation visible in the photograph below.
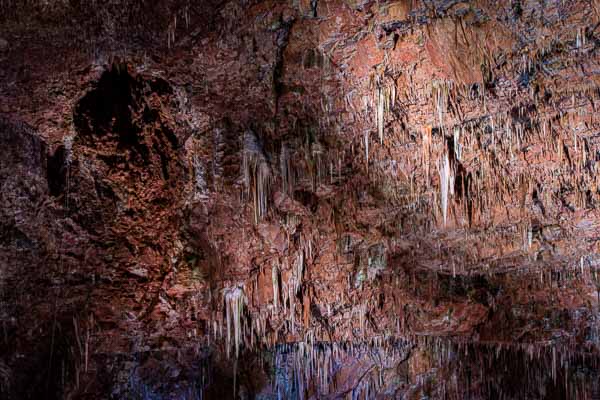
[1,0,600,398]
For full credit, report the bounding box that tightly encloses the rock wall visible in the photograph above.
[1,0,600,398]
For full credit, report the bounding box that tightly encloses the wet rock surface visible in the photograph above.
[1,0,600,398]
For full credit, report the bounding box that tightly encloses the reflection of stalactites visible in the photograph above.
[270,338,414,399]
[438,152,450,226]
[243,130,271,223]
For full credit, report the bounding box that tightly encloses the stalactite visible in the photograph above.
[280,144,293,195]
[364,129,369,170]
[423,126,432,183]
[373,73,395,145]
[311,142,325,189]
[295,250,304,296]
[377,86,384,145]
[438,152,450,226]
[523,223,532,251]
[272,263,279,309]
[453,127,462,162]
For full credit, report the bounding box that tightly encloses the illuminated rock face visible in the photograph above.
[1,0,600,398]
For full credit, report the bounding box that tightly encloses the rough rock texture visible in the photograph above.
[2,0,600,398]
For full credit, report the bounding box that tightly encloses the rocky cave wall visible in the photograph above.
[1,0,600,398]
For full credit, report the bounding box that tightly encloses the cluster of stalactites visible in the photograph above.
[431,79,454,134]
[243,130,271,223]
[279,246,308,336]
[211,237,315,357]
[281,137,335,194]
[224,286,247,359]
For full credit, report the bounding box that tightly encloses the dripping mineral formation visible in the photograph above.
[1,1,600,399]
